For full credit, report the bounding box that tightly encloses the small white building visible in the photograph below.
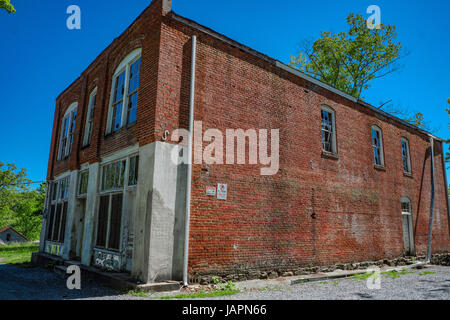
[0,227,28,245]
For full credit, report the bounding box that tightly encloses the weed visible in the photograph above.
[418,271,435,276]
[125,289,149,298]
[350,272,375,280]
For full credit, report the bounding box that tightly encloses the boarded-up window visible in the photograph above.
[96,195,109,248]
[108,194,123,250]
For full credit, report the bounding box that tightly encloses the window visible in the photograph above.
[96,193,123,251]
[107,49,142,133]
[46,178,70,244]
[401,198,412,215]
[58,103,78,160]
[83,88,97,147]
[78,170,89,196]
[128,156,139,186]
[371,126,384,166]
[96,155,138,252]
[401,138,411,173]
[101,160,126,192]
[321,106,337,154]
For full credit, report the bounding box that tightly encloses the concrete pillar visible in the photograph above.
[131,141,187,283]
[62,170,79,260]
[81,163,100,266]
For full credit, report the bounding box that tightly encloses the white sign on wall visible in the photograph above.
[206,186,216,196]
[217,184,228,200]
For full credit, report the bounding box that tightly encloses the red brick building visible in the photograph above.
[37,0,450,284]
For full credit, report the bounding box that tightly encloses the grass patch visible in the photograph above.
[418,271,435,276]
[125,289,149,298]
[159,289,238,300]
[0,243,39,265]
[158,280,239,300]
[350,272,375,280]
[382,269,414,279]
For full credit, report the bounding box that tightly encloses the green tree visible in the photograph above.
[405,112,426,128]
[0,0,15,13]
[12,184,45,240]
[0,162,44,240]
[290,13,404,99]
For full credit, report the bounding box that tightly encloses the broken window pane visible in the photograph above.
[401,139,411,173]
[78,170,89,195]
[128,156,139,186]
[321,108,335,153]
[372,128,383,166]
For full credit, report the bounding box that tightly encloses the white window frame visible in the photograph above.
[58,102,78,160]
[78,170,89,197]
[83,88,97,147]
[106,48,142,134]
[401,137,412,174]
[95,153,138,253]
[371,125,385,167]
[321,105,337,154]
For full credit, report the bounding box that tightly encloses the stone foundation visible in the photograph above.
[190,253,450,285]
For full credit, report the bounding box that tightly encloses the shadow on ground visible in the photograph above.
[0,262,122,300]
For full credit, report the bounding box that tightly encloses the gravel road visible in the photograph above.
[0,261,449,300]
[210,265,450,300]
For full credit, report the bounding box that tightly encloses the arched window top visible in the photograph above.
[321,105,335,113]
[401,197,412,215]
[113,48,142,76]
[371,124,382,132]
[64,102,78,117]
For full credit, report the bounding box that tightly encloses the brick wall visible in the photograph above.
[157,13,450,275]
[46,0,450,276]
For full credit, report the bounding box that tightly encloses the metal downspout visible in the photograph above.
[183,35,197,286]
[426,137,436,262]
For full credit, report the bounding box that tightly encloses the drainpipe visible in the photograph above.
[426,136,436,262]
[440,140,450,239]
[183,35,197,286]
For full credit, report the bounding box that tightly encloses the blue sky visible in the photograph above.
[0,0,449,185]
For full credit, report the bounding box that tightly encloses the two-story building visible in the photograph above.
[35,0,450,284]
